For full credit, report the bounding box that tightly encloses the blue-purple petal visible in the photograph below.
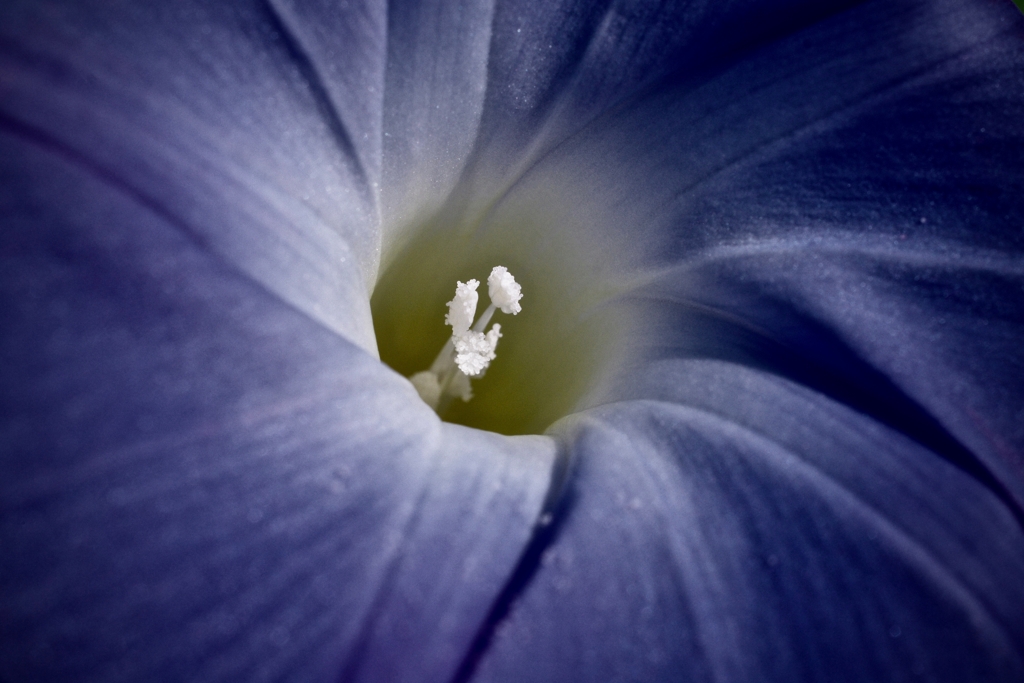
[0,129,555,682]
[471,374,1024,682]
[464,0,1024,679]
[0,0,383,351]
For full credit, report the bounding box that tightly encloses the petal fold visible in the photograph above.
[469,367,1024,682]
[0,131,556,683]
[0,0,387,351]
[511,0,1024,505]
[380,0,495,237]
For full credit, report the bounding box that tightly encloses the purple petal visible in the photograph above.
[470,376,1024,682]
[380,0,495,229]
[0,127,554,682]
[0,0,384,350]
[462,0,1024,679]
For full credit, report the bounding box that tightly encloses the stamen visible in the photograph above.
[454,324,501,376]
[488,266,522,315]
[409,266,522,413]
[445,279,479,337]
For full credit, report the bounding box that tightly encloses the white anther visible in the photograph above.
[445,279,479,337]
[454,323,502,376]
[488,266,522,315]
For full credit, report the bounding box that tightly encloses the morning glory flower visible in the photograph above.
[2,1,1023,683]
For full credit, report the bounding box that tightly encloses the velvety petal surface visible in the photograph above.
[380,0,495,236]
[5,0,1024,681]
[471,375,1024,682]
[475,0,1024,495]
[611,0,1024,505]
[460,0,1024,680]
[450,0,863,215]
[0,0,385,352]
[0,57,557,683]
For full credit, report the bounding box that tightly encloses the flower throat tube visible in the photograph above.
[370,193,634,437]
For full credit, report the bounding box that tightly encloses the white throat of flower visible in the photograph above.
[410,266,523,413]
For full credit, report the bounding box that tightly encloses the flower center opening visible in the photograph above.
[371,195,631,436]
